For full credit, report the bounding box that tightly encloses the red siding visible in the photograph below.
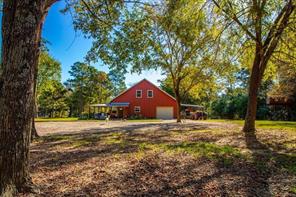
[111,79,177,118]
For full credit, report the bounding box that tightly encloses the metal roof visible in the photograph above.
[90,102,130,107]
[181,104,204,109]
[89,104,108,107]
[109,102,130,107]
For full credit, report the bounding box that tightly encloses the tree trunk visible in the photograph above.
[31,63,40,140]
[175,91,182,123]
[0,1,55,195]
[243,50,262,135]
[69,105,73,117]
[31,118,39,141]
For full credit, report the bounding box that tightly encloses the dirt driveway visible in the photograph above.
[36,120,227,136]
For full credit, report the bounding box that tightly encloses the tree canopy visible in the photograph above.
[211,0,295,133]
[36,52,68,117]
[66,62,113,116]
[71,0,225,121]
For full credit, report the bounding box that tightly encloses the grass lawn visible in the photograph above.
[204,119,296,130]
[35,117,79,122]
[25,120,296,196]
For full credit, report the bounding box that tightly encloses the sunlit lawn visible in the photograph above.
[204,119,296,130]
[35,117,79,122]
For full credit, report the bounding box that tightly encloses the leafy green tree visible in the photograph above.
[37,51,62,113]
[108,69,126,96]
[73,0,220,122]
[160,66,218,109]
[212,94,248,119]
[212,66,273,120]
[36,52,68,118]
[31,50,62,139]
[66,62,113,116]
[212,0,295,135]
[65,0,157,95]
[38,80,68,117]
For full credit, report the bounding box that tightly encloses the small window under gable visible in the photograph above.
[134,106,141,113]
[147,90,153,98]
[136,90,142,98]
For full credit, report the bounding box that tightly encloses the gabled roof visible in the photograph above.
[110,78,176,102]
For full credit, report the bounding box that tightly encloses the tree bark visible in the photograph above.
[0,0,55,195]
[213,0,295,138]
[242,1,295,135]
[175,89,182,123]
[176,98,182,123]
[31,118,39,141]
[243,50,262,134]
[31,56,40,141]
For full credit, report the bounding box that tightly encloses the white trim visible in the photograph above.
[136,90,142,98]
[110,80,145,102]
[110,79,176,102]
[134,106,141,113]
[143,79,176,101]
[147,90,153,98]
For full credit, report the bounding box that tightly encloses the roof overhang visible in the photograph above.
[181,104,204,109]
[267,96,294,105]
[89,104,108,107]
[108,102,130,107]
[90,102,130,107]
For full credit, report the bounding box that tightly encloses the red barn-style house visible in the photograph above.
[90,79,203,119]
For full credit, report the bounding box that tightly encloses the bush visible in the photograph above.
[79,112,90,120]
[211,94,247,119]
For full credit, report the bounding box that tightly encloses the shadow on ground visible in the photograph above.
[25,122,296,196]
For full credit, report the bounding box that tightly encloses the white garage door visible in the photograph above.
[156,107,173,119]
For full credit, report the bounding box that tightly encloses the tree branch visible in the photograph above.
[263,0,294,49]
[123,0,159,7]
[45,0,58,9]
[212,0,257,41]
[80,0,111,26]
[261,0,295,74]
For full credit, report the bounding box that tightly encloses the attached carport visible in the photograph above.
[181,104,205,119]
[89,102,130,119]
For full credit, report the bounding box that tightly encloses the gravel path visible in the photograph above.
[36,120,228,136]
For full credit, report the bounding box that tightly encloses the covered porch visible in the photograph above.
[89,102,130,119]
[181,104,206,120]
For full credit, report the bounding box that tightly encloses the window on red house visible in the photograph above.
[147,90,153,98]
[136,90,142,98]
[134,106,141,113]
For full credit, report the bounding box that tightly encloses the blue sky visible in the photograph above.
[42,1,164,87]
